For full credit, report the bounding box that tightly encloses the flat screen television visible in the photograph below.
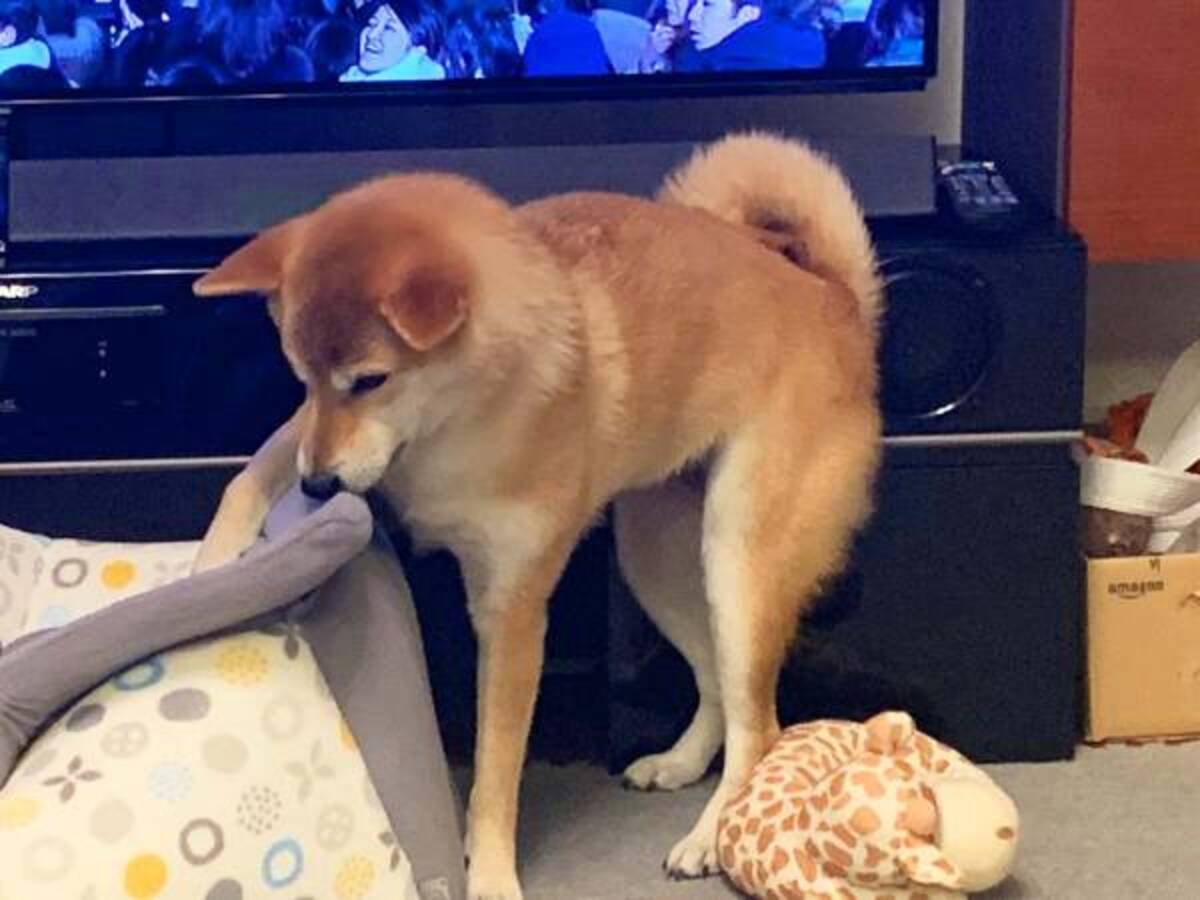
[0,0,937,103]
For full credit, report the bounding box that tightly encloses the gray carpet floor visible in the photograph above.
[484,742,1200,899]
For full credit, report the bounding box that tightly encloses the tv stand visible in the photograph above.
[5,134,935,246]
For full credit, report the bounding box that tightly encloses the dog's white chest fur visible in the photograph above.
[379,440,552,579]
[382,447,480,545]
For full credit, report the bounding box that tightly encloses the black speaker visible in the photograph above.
[874,220,1086,438]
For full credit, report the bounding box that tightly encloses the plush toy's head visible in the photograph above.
[868,711,1020,892]
[717,711,1020,899]
[926,776,1020,892]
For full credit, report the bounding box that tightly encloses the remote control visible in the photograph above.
[937,160,1024,231]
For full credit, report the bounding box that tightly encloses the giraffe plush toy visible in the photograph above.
[717,711,1019,899]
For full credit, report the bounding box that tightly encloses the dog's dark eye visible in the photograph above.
[350,373,389,396]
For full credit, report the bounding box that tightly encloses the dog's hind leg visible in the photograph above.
[614,478,724,792]
[665,407,879,879]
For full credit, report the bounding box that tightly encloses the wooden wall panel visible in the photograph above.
[1068,1,1200,261]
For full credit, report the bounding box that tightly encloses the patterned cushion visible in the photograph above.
[0,534,421,899]
[0,524,49,646]
[26,536,199,635]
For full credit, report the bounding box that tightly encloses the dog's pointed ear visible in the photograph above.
[193,218,305,297]
[380,255,471,352]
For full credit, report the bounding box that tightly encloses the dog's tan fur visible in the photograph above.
[193,133,882,899]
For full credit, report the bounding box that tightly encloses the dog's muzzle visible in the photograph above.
[300,474,344,500]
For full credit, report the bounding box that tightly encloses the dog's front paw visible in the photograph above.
[192,524,259,573]
[664,828,720,880]
[622,750,709,792]
[467,862,524,900]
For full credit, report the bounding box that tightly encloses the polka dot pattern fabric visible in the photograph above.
[23,535,199,636]
[0,524,49,647]
[0,532,421,900]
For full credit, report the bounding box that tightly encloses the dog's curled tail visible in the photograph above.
[660,132,882,324]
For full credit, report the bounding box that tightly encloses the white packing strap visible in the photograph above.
[1135,338,1200,465]
[1085,336,1200,552]
[1080,455,1200,517]
[1147,496,1200,554]
[1157,399,1200,472]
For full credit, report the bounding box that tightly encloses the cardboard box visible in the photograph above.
[1087,552,1200,741]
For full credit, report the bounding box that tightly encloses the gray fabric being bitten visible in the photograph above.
[303,522,467,900]
[265,486,467,900]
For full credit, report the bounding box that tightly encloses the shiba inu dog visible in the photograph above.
[193,133,882,899]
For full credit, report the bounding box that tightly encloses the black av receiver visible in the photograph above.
[0,265,300,465]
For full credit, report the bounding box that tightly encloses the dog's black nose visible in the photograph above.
[300,474,343,500]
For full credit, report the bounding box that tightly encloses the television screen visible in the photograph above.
[0,0,935,99]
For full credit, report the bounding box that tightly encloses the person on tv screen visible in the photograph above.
[863,0,923,67]
[158,56,225,85]
[107,0,176,87]
[638,0,687,73]
[306,14,358,81]
[522,0,611,77]
[648,0,829,73]
[340,0,446,82]
[113,0,165,47]
[0,0,52,77]
[442,0,522,79]
[589,0,650,74]
[198,0,313,83]
[36,0,107,87]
